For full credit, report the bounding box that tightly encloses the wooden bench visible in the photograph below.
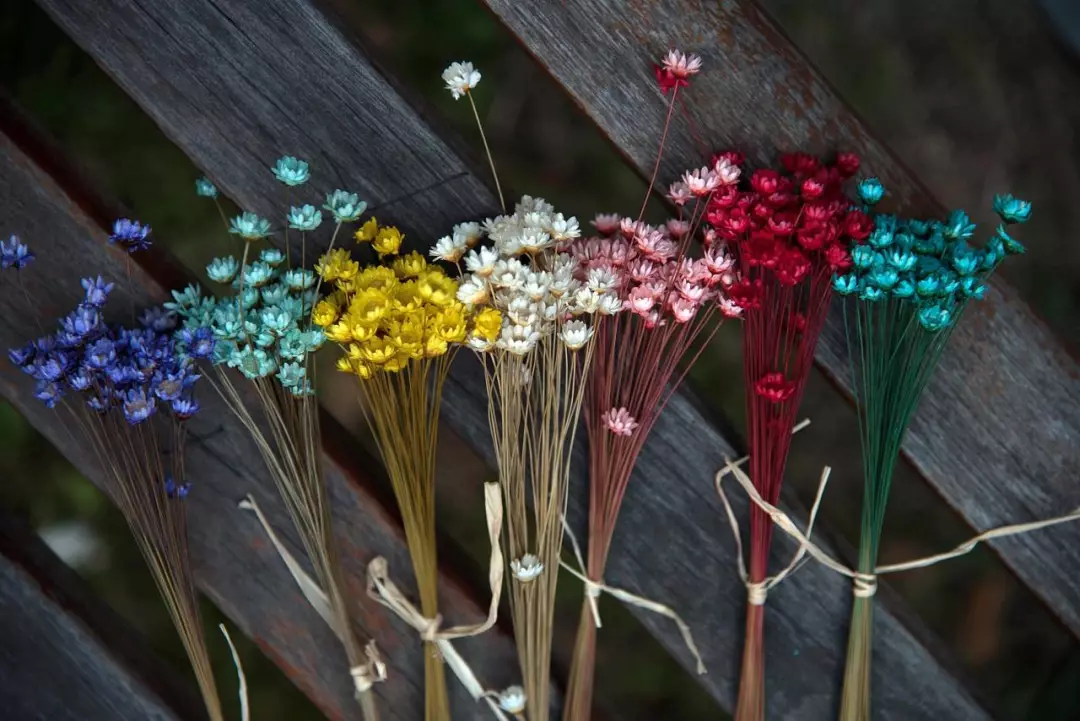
[1,0,1077,719]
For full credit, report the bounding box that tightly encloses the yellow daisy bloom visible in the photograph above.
[417,269,458,306]
[472,307,503,341]
[349,288,391,325]
[373,226,404,256]
[355,217,379,243]
[325,320,354,344]
[311,299,340,327]
[315,248,358,282]
[363,337,397,365]
[356,266,398,294]
[392,251,427,279]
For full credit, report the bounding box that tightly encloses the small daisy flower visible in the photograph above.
[442,61,481,100]
[661,50,702,79]
[271,156,310,186]
[667,181,692,206]
[429,234,468,263]
[194,176,218,198]
[510,554,544,582]
[560,319,593,350]
[603,407,639,436]
[453,221,484,248]
[713,156,742,185]
[497,686,527,714]
[592,214,622,235]
[456,276,490,306]
[682,166,720,196]
[464,246,499,277]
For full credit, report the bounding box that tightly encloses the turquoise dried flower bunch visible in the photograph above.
[833,181,1030,721]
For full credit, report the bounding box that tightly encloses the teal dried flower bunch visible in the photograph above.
[832,182,1030,721]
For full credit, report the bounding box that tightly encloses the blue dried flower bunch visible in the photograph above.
[831,181,1031,718]
[2,234,226,721]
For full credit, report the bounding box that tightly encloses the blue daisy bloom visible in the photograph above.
[992,193,1032,225]
[260,306,295,335]
[869,266,899,290]
[905,219,931,237]
[260,248,286,267]
[323,190,367,223]
[241,261,274,288]
[916,274,940,298]
[995,225,1026,256]
[164,285,203,314]
[857,178,885,205]
[949,242,980,276]
[67,368,93,392]
[195,176,219,198]
[287,204,323,232]
[943,209,976,240]
[832,273,859,295]
[886,248,916,272]
[918,303,953,331]
[122,387,157,424]
[276,361,306,389]
[229,212,272,241]
[34,380,64,408]
[81,276,114,307]
[8,343,35,369]
[851,244,875,270]
[207,256,240,283]
[960,277,987,300]
[305,329,326,352]
[892,277,916,299]
[109,219,153,253]
[289,378,315,397]
[271,156,310,186]
[84,338,117,370]
[866,226,893,250]
[278,329,309,361]
[260,283,289,306]
[239,286,260,311]
[1,235,35,270]
[859,285,885,302]
[171,395,200,420]
[283,268,316,291]
[59,306,101,346]
[140,306,177,332]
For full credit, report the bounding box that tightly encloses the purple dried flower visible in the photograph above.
[171,396,200,419]
[109,219,152,253]
[1,235,34,270]
[164,474,191,499]
[67,368,93,392]
[34,380,64,408]
[81,276,115,307]
[139,306,176,332]
[8,343,35,369]
[84,338,117,370]
[58,305,101,346]
[178,326,215,359]
[122,387,157,424]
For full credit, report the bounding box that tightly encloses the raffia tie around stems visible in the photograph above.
[559,515,707,675]
[716,461,830,606]
[367,482,514,721]
[716,458,1080,597]
[237,496,387,695]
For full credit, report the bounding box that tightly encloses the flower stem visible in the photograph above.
[467,90,505,212]
[638,87,680,221]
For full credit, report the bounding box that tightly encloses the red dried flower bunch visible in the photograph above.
[705,150,868,721]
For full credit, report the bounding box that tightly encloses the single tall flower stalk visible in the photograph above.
[832,188,1030,720]
[6,246,224,721]
[176,165,382,720]
[562,49,745,721]
[702,151,866,721]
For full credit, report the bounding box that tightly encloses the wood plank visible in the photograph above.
[478,0,1080,637]
[0,127,520,720]
[0,510,200,721]
[29,0,995,716]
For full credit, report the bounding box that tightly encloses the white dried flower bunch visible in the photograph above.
[441,195,619,355]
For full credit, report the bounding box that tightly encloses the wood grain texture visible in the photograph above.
[0,128,519,720]
[0,512,203,721]
[29,0,993,716]
[479,0,1080,635]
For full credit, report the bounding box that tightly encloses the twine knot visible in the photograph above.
[853,575,877,598]
[419,614,444,643]
[584,578,603,599]
[746,581,768,605]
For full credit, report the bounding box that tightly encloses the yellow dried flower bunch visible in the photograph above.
[312,218,500,377]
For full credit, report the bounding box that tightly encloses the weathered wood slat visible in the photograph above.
[0,511,200,721]
[479,0,1080,636]
[26,0,1003,716]
[0,128,520,721]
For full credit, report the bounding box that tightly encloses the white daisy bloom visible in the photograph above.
[497,686,527,714]
[456,276,489,306]
[491,259,525,290]
[442,61,481,100]
[713,156,742,185]
[464,246,499,277]
[561,320,593,350]
[586,267,618,293]
[517,195,554,215]
[467,335,495,352]
[429,234,468,263]
[510,554,544,582]
[519,229,552,255]
[682,166,721,196]
[498,325,539,355]
[547,213,581,242]
[573,287,602,314]
[661,49,703,79]
[453,221,483,248]
[522,270,551,301]
[597,292,623,316]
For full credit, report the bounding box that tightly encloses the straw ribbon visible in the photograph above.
[366,482,513,720]
[716,457,1080,598]
[237,495,386,696]
[560,515,707,675]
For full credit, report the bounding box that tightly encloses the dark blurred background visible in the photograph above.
[1,0,1079,719]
